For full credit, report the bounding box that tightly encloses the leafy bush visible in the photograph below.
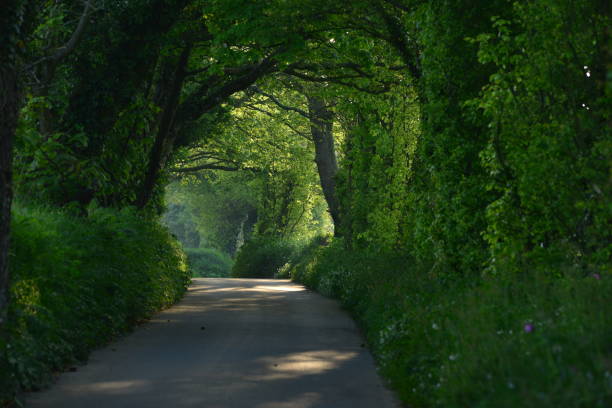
[292,238,612,408]
[0,204,190,403]
[232,237,298,279]
[184,247,233,277]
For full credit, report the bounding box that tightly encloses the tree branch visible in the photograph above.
[251,86,311,119]
[374,0,421,81]
[283,68,390,94]
[244,103,312,141]
[27,0,93,69]
[51,0,93,61]
[170,163,262,173]
[185,65,211,77]
[170,164,241,172]
[176,53,278,124]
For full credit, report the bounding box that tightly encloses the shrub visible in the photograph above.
[232,237,298,279]
[292,238,612,408]
[184,247,233,277]
[0,204,190,403]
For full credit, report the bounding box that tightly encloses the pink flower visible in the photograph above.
[592,273,601,280]
[523,323,534,333]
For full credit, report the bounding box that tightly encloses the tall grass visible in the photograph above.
[0,204,190,403]
[290,238,612,407]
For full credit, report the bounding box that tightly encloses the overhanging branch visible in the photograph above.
[170,164,241,172]
[251,86,310,119]
[26,0,94,70]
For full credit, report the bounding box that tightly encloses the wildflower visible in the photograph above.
[449,354,458,361]
[432,323,439,330]
[523,323,534,333]
[592,273,601,280]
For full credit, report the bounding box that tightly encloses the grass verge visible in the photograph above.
[290,238,612,407]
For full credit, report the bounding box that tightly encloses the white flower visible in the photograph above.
[432,323,439,330]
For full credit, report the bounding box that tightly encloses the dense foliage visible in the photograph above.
[0,0,609,406]
[184,247,233,278]
[290,241,611,407]
[1,204,189,402]
[232,237,298,279]
[229,0,611,406]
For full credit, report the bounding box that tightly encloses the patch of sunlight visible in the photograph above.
[252,285,305,292]
[249,350,358,381]
[191,286,244,293]
[77,380,150,394]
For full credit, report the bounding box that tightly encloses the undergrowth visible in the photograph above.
[232,235,330,279]
[231,237,298,279]
[0,203,191,404]
[290,238,612,408]
[185,247,233,277]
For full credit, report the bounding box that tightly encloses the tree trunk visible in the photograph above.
[307,96,341,236]
[136,46,192,210]
[0,64,20,326]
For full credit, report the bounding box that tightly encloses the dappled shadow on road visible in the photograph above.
[30,347,375,408]
[25,278,396,408]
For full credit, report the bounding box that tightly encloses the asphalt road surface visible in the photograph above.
[26,278,399,408]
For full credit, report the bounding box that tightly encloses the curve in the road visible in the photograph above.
[26,278,399,408]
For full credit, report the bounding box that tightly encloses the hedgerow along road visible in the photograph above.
[26,278,399,408]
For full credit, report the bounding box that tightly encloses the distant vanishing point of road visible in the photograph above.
[26,278,399,408]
